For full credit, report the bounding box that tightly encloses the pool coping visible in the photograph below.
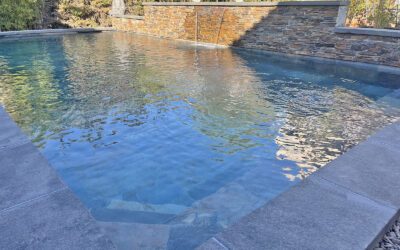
[142,1,347,7]
[0,33,400,248]
[0,27,115,39]
[0,106,116,249]
[335,27,400,38]
[231,45,400,76]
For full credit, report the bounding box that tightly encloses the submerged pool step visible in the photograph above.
[98,221,170,250]
[107,199,188,215]
[378,89,400,114]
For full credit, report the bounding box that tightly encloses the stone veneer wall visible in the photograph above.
[112,2,400,67]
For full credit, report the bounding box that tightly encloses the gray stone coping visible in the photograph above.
[0,28,115,39]
[335,27,400,38]
[0,106,115,249]
[232,46,400,76]
[111,14,144,20]
[142,1,346,7]
[199,121,400,249]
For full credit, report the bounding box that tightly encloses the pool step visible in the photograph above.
[98,221,170,250]
[378,89,400,114]
[107,199,188,215]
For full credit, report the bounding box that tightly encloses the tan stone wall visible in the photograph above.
[112,4,400,67]
[112,5,282,45]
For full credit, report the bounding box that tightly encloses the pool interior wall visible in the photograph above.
[0,31,400,249]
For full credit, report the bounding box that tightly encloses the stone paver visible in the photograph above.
[0,189,114,249]
[314,122,400,208]
[0,106,115,250]
[0,142,66,211]
[202,176,396,250]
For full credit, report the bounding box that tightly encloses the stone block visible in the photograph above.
[0,189,115,249]
[204,176,397,249]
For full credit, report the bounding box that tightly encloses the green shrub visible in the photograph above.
[93,0,113,8]
[57,0,112,27]
[347,0,398,29]
[373,0,397,28]
[0,0,43,31]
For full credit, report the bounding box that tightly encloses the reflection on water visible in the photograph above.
[0,32,399,249]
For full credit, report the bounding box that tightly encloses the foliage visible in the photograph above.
[347,0,399,29]
[0,0,113,30]
[0,0,43,31]
[373,0,397,28]
[58,0,113,27]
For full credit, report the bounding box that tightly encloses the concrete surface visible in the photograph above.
[0,106,115,250]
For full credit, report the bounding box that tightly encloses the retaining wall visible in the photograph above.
[112,2,400,67]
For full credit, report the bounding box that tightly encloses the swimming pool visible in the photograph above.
[1,32,399,249]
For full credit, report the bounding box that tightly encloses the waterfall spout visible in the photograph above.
[110,0,126,16]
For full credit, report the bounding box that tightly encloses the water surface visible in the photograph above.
[0,32,399,249]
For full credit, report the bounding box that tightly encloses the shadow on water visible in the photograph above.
[0,32,399,249]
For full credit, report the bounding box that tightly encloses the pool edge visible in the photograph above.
[198,121,400,249]
[0,28,116,39]
[1,101,400,248]
[0,105,116,249]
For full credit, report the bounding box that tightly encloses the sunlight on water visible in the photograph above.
[0,32,399,249]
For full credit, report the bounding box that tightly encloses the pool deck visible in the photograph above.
[0,106,115,249]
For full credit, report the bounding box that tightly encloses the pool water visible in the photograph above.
[1,32,399,249]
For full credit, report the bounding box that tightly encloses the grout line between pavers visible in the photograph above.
[315,175,398,211]
[0,187,68,215]
[212,237,229,250]
[0,140,30,152]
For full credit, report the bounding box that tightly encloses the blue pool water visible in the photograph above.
[1,32,400,249]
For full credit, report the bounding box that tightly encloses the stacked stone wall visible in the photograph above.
[112,3,400,67]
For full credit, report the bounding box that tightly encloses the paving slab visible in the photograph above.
[0,142,66,211]
[314,121,400,208]
[0,105,115,249]
[367,121,400,149]
[0,189,115,249]
[202,176,397,250]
